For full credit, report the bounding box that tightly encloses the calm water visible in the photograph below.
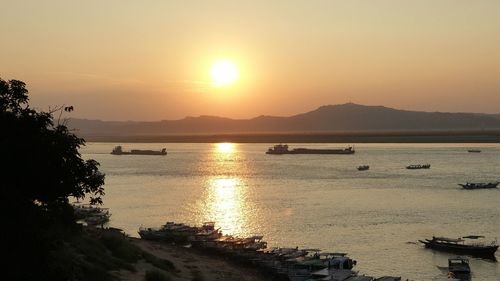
[81,143,500,280]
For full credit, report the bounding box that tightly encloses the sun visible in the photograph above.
[210,60,238,87]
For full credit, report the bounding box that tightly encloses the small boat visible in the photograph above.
[111,145,167,155]
[406,164,430,169]
[467,149,481,153]
[266,144,355,155]
[419,236,498,258]
[447,257,471,281]
[459,182,499,190]
[357,165,370,171]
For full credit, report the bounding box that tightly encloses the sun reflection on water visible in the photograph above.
[204,177,248,234]
[195,143,254,236]
[216,142,236,154]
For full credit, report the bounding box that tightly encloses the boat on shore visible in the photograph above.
[111,145,167,155]
[138,221,402,281]
[447,257,471,281]
[406,164,430,169]
[459,182,499,190]
[266,144,355,155]
[72,203,111,226]
[418,236,498,258]
[357,165,370,171]
[138,221,218,242]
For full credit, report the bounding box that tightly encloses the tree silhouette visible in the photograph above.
[0,78,105,280]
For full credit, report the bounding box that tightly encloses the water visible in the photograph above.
[81,143,500,280]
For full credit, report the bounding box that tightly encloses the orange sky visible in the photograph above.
[1,0,499,120]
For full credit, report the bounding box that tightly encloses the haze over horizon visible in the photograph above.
[73,102,500,122]
[1,0,500,121]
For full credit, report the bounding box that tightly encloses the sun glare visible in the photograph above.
[216,142,235,153]
[211,60,238,87]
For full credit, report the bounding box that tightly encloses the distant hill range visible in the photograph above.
[68,103,500,142]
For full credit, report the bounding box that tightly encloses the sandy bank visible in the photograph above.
[118,237,280,281]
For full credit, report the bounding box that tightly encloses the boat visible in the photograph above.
[467,149,481,153]
[406,164,430,169]
[138,221,220,242]
[111,145,167,155]
[459,182,499,190]
[266,144,355,155]
[357,165,369,171]
[72,203,111,226]
[447,257,471,281]
[418,236,498,258]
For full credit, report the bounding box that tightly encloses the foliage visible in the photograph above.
[0,78,105,281]
[0,78,105,207]
[142,251,177,273]
[100,231,143,263]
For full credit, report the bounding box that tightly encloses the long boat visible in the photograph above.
[459,182,499,190]
[266,144,355,155]
[111,145,167,155]
[406,164,430,169]
[418,236,498,258]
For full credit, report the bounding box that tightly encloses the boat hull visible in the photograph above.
[266,149,355,155]
[111,151,167,155]
[459,182,499,190]
[419,240,498,258]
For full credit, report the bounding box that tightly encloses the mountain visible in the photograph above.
[68,103,500,137]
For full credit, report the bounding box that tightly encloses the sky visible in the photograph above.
[1,0,499,121]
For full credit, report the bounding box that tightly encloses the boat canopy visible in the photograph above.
[434,237,464,243]
[320,252,348,256]
[301,248,322,252]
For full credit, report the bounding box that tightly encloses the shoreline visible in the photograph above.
[82,131,500,143]
[121,237,283,281]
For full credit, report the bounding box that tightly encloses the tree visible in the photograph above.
[0,78,105,280]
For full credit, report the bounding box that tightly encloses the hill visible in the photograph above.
[69,103,500,138]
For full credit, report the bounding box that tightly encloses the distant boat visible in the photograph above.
[458,182,499,190]
[357,165,369,171]
[266,144,355,155]
[447,257,471,281]
[406,164,430,169]
[467,149,481,153]
[418,236,498,258]
[111,146,167,155]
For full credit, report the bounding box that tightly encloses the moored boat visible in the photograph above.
[357,165,369,171]
[72,203,111,226]
[418,236,498,258]
[459,182,499,190]
[266,144,355,155]
[138,221,216,242]
[467,149,481,153]
[406,164,430,169]
[111,145,167,155]
[447,257,471,281]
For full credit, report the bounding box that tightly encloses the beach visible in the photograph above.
[118,238,279,281]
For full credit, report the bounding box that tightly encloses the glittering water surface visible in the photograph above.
[81,143,500,280]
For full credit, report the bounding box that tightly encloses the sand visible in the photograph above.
[116,238,279,281]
